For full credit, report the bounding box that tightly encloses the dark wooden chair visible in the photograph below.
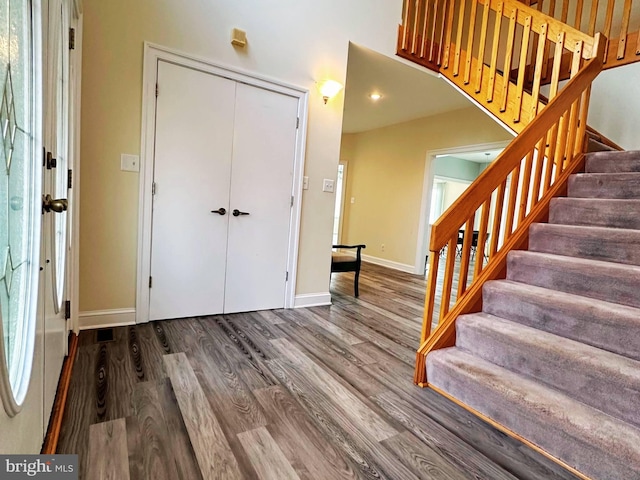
[331,244,366,297]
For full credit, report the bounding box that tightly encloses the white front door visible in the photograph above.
[149,63,298,320]
[149,61,235,321]
[0,0,46,453]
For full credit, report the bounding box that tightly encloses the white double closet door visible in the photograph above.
[149,61,298,321]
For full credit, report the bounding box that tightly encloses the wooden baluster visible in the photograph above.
[420,252,440,343]
[564,42,583,168]
[574,0,584,30]
[530,137,546,210]
[439,236,458,319]
[490,180,507,257]
[617,0,632,59]
[473,199,492,279]
[554,109,570,181]
[561,0,570,24]
[419,0,431,57]
[412,0,424,54]
[588,0,600,35]
[504,164,521,238]
[543,123,559,192]
[475,0,491,93]
[457,216,476,297]
[531,23,549,117]
[487,1,504,103]
[636,26,640,55]
[541,0,556,80]
[603,0,615,60]
[575,85,592,156]
[437,0,449,65]
[402,0,413,50]
[501,8,518,112]
[464,0,480,84]
[429,0,441,62]
[549,32,566,100]
[518,150,535,222]
[454,0,467,76]
[514,15,532,123]
[442,0,456,68]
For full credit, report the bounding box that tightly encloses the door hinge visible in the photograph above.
[149,276,153,288]
[296,117,300,129]
[46,151,56,169]
[69,28,75,50]
[286,271,289,281]
[68,169,73,189]
[155,83,159,97]
[152,182,157,195]
[64,300,71,320]
[291,195,294,207]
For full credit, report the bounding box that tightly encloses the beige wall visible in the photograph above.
[340,107,512,267]
[79,0,406,311]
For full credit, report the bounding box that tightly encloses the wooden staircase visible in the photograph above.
[398,0,640,477]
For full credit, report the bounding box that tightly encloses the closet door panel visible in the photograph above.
[224,83,298,313]
[150,61,235,321]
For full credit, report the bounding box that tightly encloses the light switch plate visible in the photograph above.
[322,178,335,193]
[121,154,140,172]
[303,176,309,190]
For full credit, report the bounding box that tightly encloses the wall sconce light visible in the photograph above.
[318,79,343,104]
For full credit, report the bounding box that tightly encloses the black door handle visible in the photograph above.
[232,209,250,217]
[211,208,226,215]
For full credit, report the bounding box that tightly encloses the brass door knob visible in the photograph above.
[42,194,68,213]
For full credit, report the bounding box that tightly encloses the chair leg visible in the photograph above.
[354,270,360,297]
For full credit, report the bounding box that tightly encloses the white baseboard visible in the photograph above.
[294,293,332,308]
[78,308,137,330]
[361,254,415,273]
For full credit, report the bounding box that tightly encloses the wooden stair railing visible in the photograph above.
[397,0,608,385]
[521,0,640,69]
[415,46,605,384]
[399,0,599,133]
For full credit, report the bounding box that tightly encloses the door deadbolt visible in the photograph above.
[42,194,68,213]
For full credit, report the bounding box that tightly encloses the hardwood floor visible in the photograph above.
[57,262,579,480]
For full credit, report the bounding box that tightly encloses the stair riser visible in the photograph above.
[568,174,640,199]
[507,253,640,309]
[427,351,640,480]
[549,198,640,229]
[586,151,640,173]
[457,316,640,428]
[483,281,640,362]
[529,224,640,266]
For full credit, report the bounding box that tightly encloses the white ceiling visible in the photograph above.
[341,44,474,134]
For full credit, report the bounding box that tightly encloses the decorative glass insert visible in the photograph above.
[0,0,41,411]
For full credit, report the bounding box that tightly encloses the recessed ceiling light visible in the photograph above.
[369,93,382,101]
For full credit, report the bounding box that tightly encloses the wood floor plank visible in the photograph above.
[87,418,131,480]
[271,338,397,442]
[237,427,301,480]
[372,391,519,480]
[253,385,360,480]
[163,353,242,480]
[136,323,168,382]
[381,431,471,479]
[125,416,144,480]
[290,307,365,345]
[132,381,181,479]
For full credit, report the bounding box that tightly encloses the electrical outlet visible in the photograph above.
[303,176,309,190]
[381,244,385,252]
[121,154,140,172]
[322,178,335,193]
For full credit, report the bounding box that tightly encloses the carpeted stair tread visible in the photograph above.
[427,348,640,480]
[529,223,640,266]
[456,313,640,428]
[568,172,640,198]
[549,197,640,229]
[585,150,640,173]
[507,250,640,309]
[482,279,640,362]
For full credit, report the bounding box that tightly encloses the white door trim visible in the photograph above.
[414,140,511,275]
[136,43,309,324]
